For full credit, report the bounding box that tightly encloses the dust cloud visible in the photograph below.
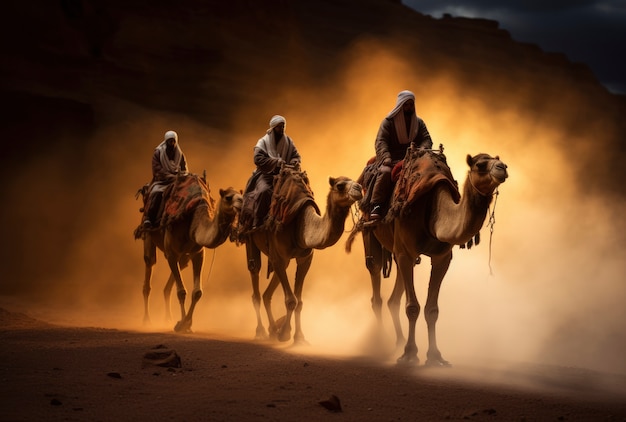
[3,39,625,385]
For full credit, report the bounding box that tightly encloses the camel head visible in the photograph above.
[328,176,363,208]
[218,187,244,217]
[466,153,508,196]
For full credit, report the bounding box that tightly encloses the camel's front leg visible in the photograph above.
[424,252,452,367]
[263,273,281,339]
[166,254,187,332]
[175,249,204,333]
[363,231,384,332]
[267,258,296,343]
[292,253,313,345]
[396,253,421,365]
[247,241,267,340]
[142,237,157,325]
[388,266,406,350]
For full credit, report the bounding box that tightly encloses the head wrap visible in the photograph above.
[269,115,286,130]
[386,91,418,144]
[164,130,178,142]
[386,90,415,118]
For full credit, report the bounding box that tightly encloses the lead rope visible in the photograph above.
[486,187,499,276]
[204,248,217,285]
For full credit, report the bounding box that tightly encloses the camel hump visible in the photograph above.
[267,166,319,230]
[388,149,459,219]
[162,173,215,226]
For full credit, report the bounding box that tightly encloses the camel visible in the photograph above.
[135,173,243,333]
[346,145,508,365]
[239,166,363,344]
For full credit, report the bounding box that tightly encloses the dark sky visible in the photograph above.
[403,0,626,94]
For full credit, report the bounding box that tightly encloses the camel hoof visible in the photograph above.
[396,354,420,366]
[292,336,309,347]
[254,327,269,341]
[277,327,292,342]
[174,319,192,333]
[425,359,451,368]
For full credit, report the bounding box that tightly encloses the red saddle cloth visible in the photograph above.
[390,149,459,218]
[162,174,215,226]
[267,167,319,230]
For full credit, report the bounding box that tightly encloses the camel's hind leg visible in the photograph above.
[388,261,406,350]
[292,253,313,345]
[163,272,177,322]
[246,241,268,340]
[142,237,157,325]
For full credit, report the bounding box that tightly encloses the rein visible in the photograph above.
[486,187,500,275]
[467,161,500,275]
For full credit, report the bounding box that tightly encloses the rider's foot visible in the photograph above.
[369,205,382,221]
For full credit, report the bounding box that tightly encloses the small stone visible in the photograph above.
[319,394,342,412]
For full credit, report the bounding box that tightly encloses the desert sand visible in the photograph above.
[1,303,625,422]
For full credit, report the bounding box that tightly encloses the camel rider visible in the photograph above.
[369,90,433,221]
[240,115,301,231]
[142,130,188,228]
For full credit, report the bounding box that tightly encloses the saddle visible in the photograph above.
[356,145,459,223]
[266,166,319,231]
[387,146,459,221]
[134,174,215,238]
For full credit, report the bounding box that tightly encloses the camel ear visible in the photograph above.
[328,176,335,186]
[466,154,473,167]
[219,188,225,197]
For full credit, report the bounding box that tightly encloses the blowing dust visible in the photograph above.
[2,40,625,384]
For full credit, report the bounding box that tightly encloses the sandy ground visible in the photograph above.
[1,304,625,422]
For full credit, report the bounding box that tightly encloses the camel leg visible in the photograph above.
[363,231,384,333]
[292,253,313,345]
[246,240,267,340]
[424,252,452,367]
[396,253,421,365]
[165,254,187,332]
[163,273,177,322]
[263,273,281,339]
[175,249,204,333]
[142,237,157,325]
[388,265,406,350]
[268,257,296,343]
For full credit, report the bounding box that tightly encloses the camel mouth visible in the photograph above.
[349,183,364,201]
[493,172,508,184]
[350,189,364,201]
[492,163,508,183]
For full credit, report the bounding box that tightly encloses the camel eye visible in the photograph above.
[476,161,488,172]
[335,182,346,192]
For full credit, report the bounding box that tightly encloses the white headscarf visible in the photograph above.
[268,115,286,132]
[387,90,418,144]
[257,115,293,159]
[156,130,184,174]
